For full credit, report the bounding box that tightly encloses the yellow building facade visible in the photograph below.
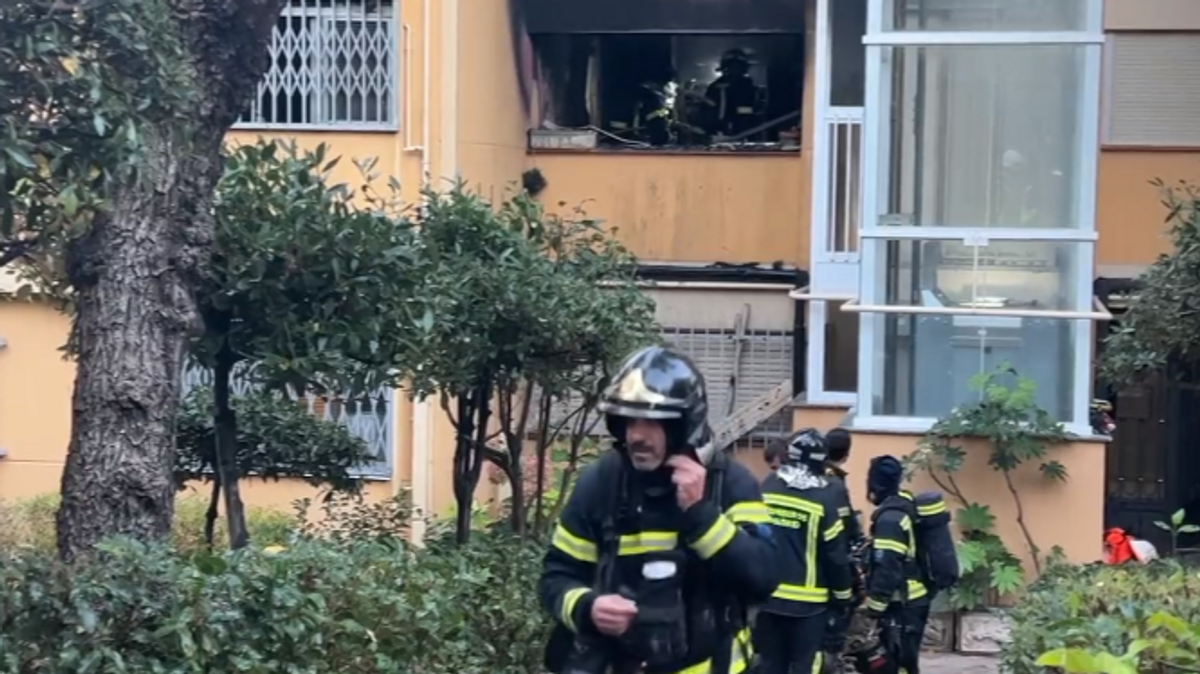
[3,0,1200,559]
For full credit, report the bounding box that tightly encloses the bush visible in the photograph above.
[0,492,550,673]
[0,494,294,556]
[1002,561,1200,674]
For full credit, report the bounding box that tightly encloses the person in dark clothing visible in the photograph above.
[756,428,853,674]
[763,439,787,474]
[864,456,932,674]
[704,48,762,138]
[824,427,865,546]
[539,346,780,674]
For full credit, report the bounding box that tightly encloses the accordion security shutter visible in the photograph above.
[539,286,796,444]
[1107,33,1200,147]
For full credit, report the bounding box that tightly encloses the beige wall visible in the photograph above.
[1105,0,1200,30]
[0,300,404,510]
[1096,151,1200,267]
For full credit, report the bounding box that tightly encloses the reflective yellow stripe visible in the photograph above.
[771,582,829,603]
[619,531,678,556]
[551,524,597,563]
[764,492,824,588]
[665,627,753,674]
[812,651,824,674]
[731,627,753,674]
[726,501,771,524]
[865,597,889,613]
[837,506,851,518]
[832,588,852,601]
[907,579,928,600]
[917,500,947,517]
[691,515,737,559]
[874,538,907,555]
[560,587,589,631]
[824,519,845,542]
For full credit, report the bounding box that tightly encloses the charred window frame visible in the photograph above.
[521,0,807,152]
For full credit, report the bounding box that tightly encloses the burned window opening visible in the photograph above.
[531,34,805,152]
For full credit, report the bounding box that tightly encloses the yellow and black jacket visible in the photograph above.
[825,464,865,545]
[539,450,780,674]
[760,471,853,617]
[864,492,931,614]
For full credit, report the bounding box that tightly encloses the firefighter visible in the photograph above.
[763,440,787,474]
[756,429,853,674]
[539,346,779,674]
[704,48,763,138]
[824,427,865,547]
[863,456,932,674]
[609,74,674,146]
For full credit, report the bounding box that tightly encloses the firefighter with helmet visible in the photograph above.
[756,428,854,674]
[705,48,763,137]
[539,345,779,674]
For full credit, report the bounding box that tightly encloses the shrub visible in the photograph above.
[0,533,548,673]
[0,494,294,556]
[1002,561,1200,674]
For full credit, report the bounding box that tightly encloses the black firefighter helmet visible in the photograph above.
[598,345,711,453]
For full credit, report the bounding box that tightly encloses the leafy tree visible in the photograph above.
[174,387,370,548]
[408,185,657,544]
[1101,180,1200,384]
[1,0,289,560]
[190,140,420,549]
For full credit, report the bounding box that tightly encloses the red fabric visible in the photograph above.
[1104,527,1135,565]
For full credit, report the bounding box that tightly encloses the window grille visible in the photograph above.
[181,361,393,478]
[236,0,399,130]
[537,289,796,451]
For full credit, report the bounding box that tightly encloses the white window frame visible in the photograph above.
[852,0,1107,437]
[234,0,401,132]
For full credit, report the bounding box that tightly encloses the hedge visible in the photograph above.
[0,495,550,674]
[1002,561,1200,674]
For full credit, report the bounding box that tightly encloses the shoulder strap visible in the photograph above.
[704,450,728,507]
[595,454,628,592]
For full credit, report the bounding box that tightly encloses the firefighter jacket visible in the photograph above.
[760,471,853,617]
[864,493,930,615]
[539,449,780,674]
[825,464,865,545]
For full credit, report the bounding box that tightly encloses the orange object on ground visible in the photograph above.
[1104,527,1136,565]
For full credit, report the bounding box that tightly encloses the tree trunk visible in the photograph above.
[213,353,249,549]
[55,0,286,562]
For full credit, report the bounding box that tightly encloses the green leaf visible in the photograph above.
[1036,648,1103,673]
[1153,520,1173,531]
[989,563,1024,596]
[1179,524,1200,534]
[3,146,36,169]
[1172,508,1186,527]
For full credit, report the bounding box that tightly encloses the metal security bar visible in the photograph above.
[181,361,394,478]
[825,108,863,259]
[236,0,399,130]
[661,326,794,450]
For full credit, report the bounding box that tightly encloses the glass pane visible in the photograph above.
[868,312,1078,420]
[876,45,1088,229]
[830,0,867,107]
[884,0,1089,32]
[876,238,1089,312]
[824,300,860,392]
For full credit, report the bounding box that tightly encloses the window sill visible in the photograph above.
[841,410,1105,442]
[1101,144,1200,153]
[527,146,803,157]
[230,123,399,134]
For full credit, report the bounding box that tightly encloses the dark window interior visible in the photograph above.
[531,33,806,151]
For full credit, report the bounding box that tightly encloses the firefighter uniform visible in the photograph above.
[864,458,932,674]
[755,430,853,674]
[539,346,779,674]
[825,464,865,547]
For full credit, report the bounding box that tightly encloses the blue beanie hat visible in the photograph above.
[867,455,903,500]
